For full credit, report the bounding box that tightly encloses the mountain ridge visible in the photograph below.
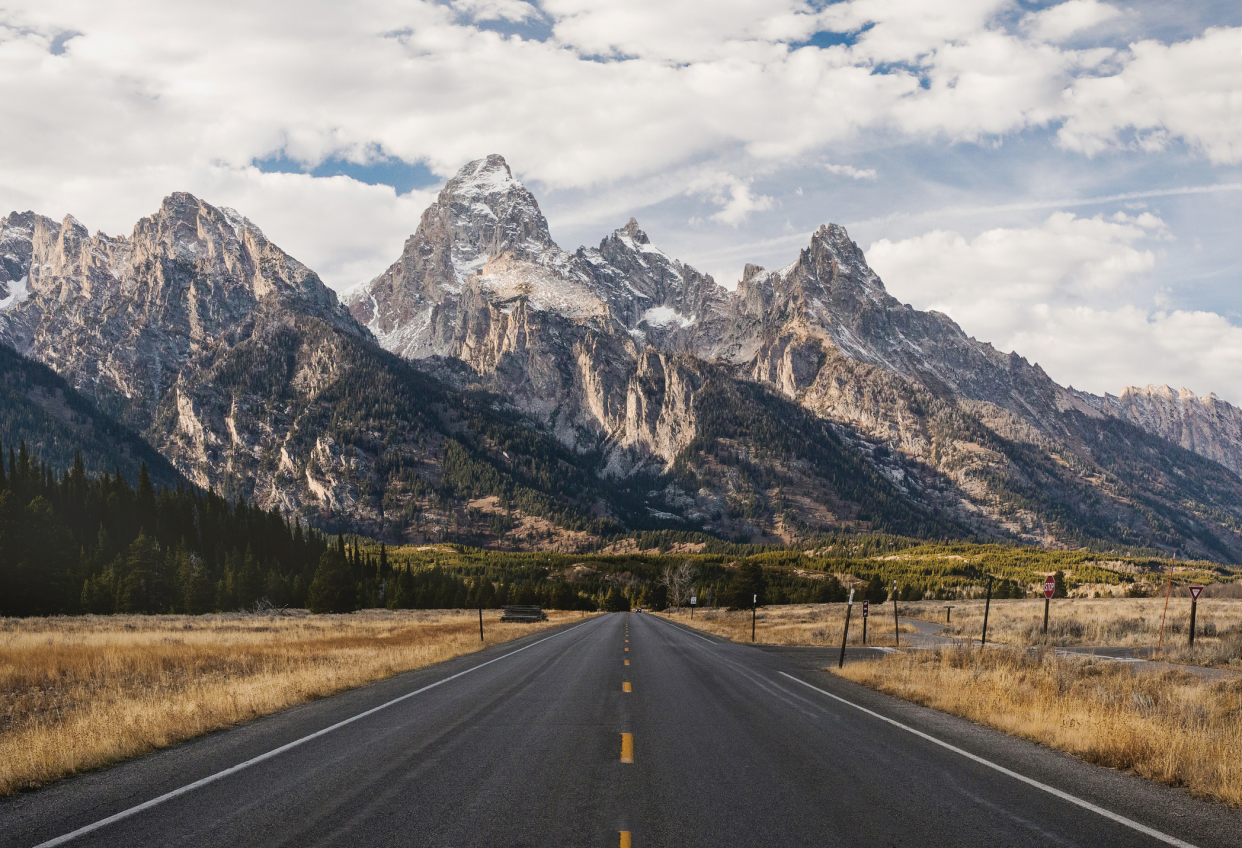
[5,156,1242,560]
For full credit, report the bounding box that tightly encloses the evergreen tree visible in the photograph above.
[308,549,357,614]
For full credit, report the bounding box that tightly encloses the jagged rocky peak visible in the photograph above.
[441,154,553,265]
[0,211,53,304]
[0,191,360,426]
[129,191,347,315]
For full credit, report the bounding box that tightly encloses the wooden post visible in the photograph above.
[1189,596,1198,648]
[1157,552,1176,655]
[839,589,855,669]
[892,581,899,649]
[479,603,484,642]
[980,576,994,650]
[1043,596,1050,635]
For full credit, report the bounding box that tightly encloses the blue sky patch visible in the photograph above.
[254,154,441,195]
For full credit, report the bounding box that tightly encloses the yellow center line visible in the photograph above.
[624,647,629,652]
[620,831,632,848]
[620,733,634,763]
[624,659,630,665]
[623,681,632,693]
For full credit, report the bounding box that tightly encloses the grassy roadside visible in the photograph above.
[896,598,1242,669]
[663,604,918,647]
[835,646,1242,806]
[0,609,587,795]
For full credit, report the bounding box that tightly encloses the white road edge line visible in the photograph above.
[32,618,601,848]
[651,614,717,645]
[778,672,1200,848]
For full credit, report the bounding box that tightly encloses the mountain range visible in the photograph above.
[4,154,1242,560]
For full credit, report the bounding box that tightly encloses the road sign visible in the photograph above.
[1043,578,1056,599]
[1189,586,1203,600]
[862,601,869,618]
[690,596,697,605]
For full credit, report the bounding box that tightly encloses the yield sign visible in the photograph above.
[1190,586,1204,601]
[1043,578,1056,599]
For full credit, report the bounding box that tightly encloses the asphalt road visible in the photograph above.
[3,612,1239,847]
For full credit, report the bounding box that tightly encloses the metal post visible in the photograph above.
[1043,596,1050,635]
[839,589,855,669]
[1189,597,1198,648]
[862,602,868,645]
[981,577,994,649]
[752,594,757,642]
[479,604,484,642]
[892,581,899,649]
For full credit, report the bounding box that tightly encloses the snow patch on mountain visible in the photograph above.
[0,275,27,310]
[639,306,695,329]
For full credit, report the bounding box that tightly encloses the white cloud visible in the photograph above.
[689,173,774,226]
[0,0,1237,294]
[451,0,541,24]
[866,213,1242,402]
[1058,26,1242,164]
[823,163,877,180]
[1022,0,1122,43]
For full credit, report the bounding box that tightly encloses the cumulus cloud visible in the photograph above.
[866,213,1242,402]
[0,0,1237,293]
[1022,0,1122,43]
[1058,26,1242,163]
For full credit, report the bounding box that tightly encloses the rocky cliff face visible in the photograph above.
[1076,385,1242,476]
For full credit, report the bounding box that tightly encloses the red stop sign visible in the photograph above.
[1043,579,1056,599]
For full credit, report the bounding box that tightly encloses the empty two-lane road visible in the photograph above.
[2,613,1238,847]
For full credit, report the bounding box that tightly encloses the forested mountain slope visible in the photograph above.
[0,343,184,489]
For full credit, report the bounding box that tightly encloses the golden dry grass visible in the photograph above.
[667,604,918,647]
[0,609,585,796]
[897,598,1242,667]
[835,646,1242,805]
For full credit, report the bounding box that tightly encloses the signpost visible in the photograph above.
[752,594,758,642]
[690,595,697,620]
[892,581,899,648]
[1042,576,1055,635]
[839,588,855,669]
[862,600,869,645]
[944,605,954,624]
[1189,586,1204,648]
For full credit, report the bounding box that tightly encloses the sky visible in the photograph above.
[2,0,1240,401]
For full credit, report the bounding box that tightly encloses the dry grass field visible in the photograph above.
[836,646,1242,805]
[896,597,1242,668]
[0,609,584,796]
[668,604,918,647]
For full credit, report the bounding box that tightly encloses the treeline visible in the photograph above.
[0,441,604,617]
[0,441,333,616]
